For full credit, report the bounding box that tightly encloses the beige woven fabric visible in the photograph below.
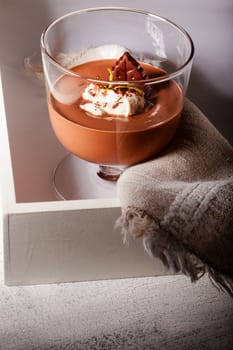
[117,99,233,296]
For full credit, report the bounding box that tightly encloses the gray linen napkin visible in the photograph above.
[117,99,233,296]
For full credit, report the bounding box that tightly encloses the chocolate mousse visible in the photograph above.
[48,50,183,166]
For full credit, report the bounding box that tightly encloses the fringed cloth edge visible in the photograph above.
[116,207,233,297]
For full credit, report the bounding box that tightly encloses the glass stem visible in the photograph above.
[97,165,125,181]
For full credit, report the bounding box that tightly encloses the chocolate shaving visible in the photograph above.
[112,52,149,81]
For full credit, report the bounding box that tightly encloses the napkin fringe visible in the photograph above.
[116,207,233,297]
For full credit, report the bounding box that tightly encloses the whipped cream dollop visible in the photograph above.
[52,45,132,105]
[54,45,147,116]
[80,83,145,117]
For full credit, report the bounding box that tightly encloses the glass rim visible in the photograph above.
[40,6,195,84]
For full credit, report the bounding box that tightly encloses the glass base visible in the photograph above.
[97,165,124,181]
[53,153,120,200]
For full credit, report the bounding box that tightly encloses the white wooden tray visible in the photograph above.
[0,2,170,285]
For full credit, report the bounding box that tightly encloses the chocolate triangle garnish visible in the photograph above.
[112,52,149,81]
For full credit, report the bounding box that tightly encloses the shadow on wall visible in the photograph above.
[187,66,233,146]
[0,0,54,69]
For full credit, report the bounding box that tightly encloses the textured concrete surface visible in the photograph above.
[0,265,233,349]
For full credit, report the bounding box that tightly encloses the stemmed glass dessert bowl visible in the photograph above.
[41,7,194,199]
